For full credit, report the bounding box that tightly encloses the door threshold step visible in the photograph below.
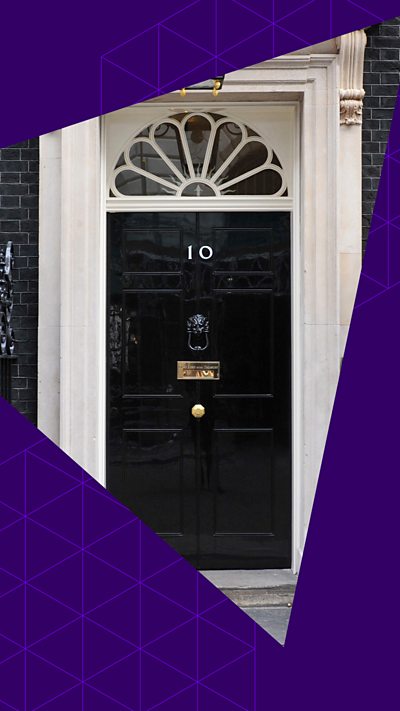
[201,569,297,608]
[221,585,295,608]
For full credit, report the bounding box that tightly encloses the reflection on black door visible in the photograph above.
[107,213,291,569]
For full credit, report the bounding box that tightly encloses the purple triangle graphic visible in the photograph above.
[202,650,254,709]
[276,0,330,45]
[141,652,193,710]
[202,597,254,648]
[84,684,131,711]
[27,652,77,711]
[356,273,386,307]
[31,486,82,547]
[220,23,274,67]
[140,523,180,581]
[159,25,213,88]
[0,501,21,532]
[0,568,22,598]
[0,520,24,581]
[0,454,25,514]
[32,554,82,614]
[101,58,156,115]
[0,652,24,711]
[88,652,140,710]
[87,586,140,648]
[198,571,227,614]
[26,452,78,513]
[84,553,134,613]
[163,0,216,55]
[104,27,159,89]
[27,586,79,646]
[84,618,135,680]
[198,617,251,680]
[199,683,241,711]
[145,559,197,614]
[38,685,83,711]
[30,619,82,679]
[83,485,133,548]
[141,585,193,647]
[26,519,78,580]
[145,618,197,680]
[30,440,86,483]
[87,519,140,582]
[217,0,272,54]
[0,630,21,664]
[0,586,25,646]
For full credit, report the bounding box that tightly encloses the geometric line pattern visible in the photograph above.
[0,416,268,710]
[100,0,400,115]
[2,2,400,148]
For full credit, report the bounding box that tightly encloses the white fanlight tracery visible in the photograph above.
[109,112,288,199]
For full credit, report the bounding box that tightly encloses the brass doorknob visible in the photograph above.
[191,403,205,419]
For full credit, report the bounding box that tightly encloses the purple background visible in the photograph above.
[0,1,399,709]
[0,0,399,146]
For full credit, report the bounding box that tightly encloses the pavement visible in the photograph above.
[201,569,296,645]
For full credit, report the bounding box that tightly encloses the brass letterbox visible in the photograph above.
[177,361,220,380]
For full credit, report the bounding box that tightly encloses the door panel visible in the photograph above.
[122,292,182,395]
[107,212,291,568]
[214,291,273,394]
[213,430,273,534]
[122,429,184,534]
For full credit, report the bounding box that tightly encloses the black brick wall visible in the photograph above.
[362,19,400,253]
[0,139,39,424]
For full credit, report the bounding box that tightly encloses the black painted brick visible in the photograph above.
[0,196,20,208]
[0,184,29,195]
[1,173,20,183]
[362,20,400,254]
[0,137,38,424]
[371,84,398,96]
[0,149,20,160]
[0,161,28,172]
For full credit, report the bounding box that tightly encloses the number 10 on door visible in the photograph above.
[188,245,213,260]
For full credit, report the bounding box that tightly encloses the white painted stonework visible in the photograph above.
[38,34,366,572]
[337,31,367,125]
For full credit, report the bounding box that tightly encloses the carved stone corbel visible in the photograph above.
[337,30,367,125]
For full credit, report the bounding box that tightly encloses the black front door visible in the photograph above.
[107,212,291,569]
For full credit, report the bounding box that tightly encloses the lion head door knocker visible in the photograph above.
[187,314,209,352]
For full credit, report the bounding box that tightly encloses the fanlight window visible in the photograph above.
[109,113,288,198]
